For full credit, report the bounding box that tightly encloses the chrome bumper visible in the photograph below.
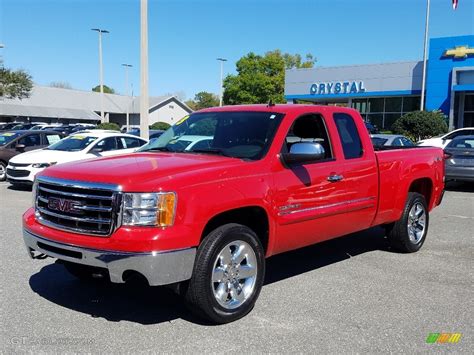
[23,229,196,286]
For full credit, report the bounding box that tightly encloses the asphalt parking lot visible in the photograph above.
[0,181,473,353]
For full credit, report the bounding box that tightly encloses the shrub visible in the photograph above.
[391,111,448,141]
[150,122,171,130]
[97,122,120,131]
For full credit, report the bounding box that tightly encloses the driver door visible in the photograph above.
[272,113,347,254]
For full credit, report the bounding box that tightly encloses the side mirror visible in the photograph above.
[281,142,326,165]
[16,144,26,152]
[91,146,104,153]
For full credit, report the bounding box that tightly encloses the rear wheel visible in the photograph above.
[184,223,265,324]
[387,192,429,253]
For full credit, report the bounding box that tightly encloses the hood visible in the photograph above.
[40,152,247,191]
[9,148,85,164]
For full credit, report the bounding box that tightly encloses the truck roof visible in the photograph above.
[197,104,358,115]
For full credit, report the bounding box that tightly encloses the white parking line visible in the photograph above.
[448,214,474,219]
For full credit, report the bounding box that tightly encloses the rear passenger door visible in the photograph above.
[333,113,378,233]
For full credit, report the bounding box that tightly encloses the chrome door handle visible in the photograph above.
[327,174,344,182]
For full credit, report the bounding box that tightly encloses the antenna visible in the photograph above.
[267,99,275,107]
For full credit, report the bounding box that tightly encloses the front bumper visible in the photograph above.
[23,228,196,286]
[6,165,40,184]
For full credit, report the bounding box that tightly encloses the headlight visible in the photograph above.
[32,162,56,168]
[122,192,176,227]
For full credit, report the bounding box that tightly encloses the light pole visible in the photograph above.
[122,64,133,131]
[420,0,430,111]
[91,28,109,122]
[140,0,149,139]
[217,58,227,106]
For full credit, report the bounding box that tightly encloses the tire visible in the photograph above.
[62,261,108,282]
[0,162,6,182]
[184,223,265,324]
[387,192,429,253]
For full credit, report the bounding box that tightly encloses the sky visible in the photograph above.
[1,0,473,100]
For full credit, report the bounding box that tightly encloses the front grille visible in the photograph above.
[7,168,30,177]
[9,162,30,167]
[35,177,122,236]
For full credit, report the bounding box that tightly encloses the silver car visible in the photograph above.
[370,134,415,148]
[444,135,474,182]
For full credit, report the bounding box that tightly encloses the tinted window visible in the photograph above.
[18,134,41,147]
[96,137,117,152]
[139,111,284,160]
[392,138,403,147]
[47,135,97,151]
[447,137,474,149]
[284,114,333,159]
[334,113,363,159]
[0,132,21,146]
[371,137,388,147]
[121,137,145,149]
[401,137,414,146]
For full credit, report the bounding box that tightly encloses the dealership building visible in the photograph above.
[285,35,474,130]
[0,85,193,127]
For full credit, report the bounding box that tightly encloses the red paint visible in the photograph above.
[23,105,444,256]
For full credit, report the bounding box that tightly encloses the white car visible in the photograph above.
[6,131,147,185]
[140,135,214,152]
[417,127,474,148]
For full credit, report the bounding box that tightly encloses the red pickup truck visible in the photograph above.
[23,105,444,323]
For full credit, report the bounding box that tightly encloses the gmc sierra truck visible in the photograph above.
[23,105,444,323]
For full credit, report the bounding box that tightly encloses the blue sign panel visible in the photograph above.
[310,81,366,95]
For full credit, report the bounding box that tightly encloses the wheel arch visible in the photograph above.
[201,206,270,255]
[408,178,433,208]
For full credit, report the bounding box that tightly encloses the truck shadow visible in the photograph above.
[29,226,390,325]
[444,181,474,193]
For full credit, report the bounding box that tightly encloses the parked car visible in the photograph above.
[365,121,379,134]
[371,134,415,148]
[127,128,165,138]
[6,131,147,185]
[23,105,444,324]
[49,125,77,136]
[0,130,64,181]
[0,122,22,131]
[418,127,474,148]
[140,135,213,152]
[444,135,474,182]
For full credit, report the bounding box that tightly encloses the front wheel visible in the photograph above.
[184,223,265,324]
[387,192,429,253]
[0,162,6,182]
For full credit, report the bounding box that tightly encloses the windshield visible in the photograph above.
[139,111,284,160]
[0,132,20,146]
[46,135,97,151]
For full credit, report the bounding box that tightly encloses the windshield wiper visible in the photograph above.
[142,146,173,152]
[190,148,231,157]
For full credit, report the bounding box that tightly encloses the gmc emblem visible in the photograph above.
[47,197,83,214]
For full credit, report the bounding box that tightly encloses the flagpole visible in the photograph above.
[420,0,430,111]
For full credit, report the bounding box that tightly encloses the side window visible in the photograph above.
[44,134,61,145]
[401,137,414,146]
[190,139,212,151]
[284,114,333,159]
[18,134,41,147]
[392,138,403,147]
[121,137,144,149]
[334,113,363,159]
[95,137,117,152]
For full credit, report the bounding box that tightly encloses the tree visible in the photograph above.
[0,67,33,99]
[50,81,72,89]
[97,122,120,131]
[92,85,115,94]
[391,111,448,141]
[150,121,171,130]
[186,91,219,110]
[223,50,316,105]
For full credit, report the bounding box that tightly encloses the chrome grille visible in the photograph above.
[35,176,122,236]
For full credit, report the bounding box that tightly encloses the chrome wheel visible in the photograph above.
[211,240,258,310]
[407,202,426,244]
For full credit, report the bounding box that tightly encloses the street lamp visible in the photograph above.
[217,58,227,106]
[122,64,133,131]
[91,28,109,123]
[140,0,149,139]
